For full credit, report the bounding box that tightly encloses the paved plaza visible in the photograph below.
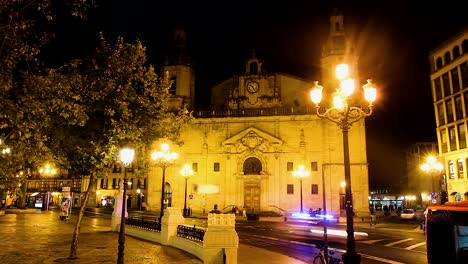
[0,209,308,264]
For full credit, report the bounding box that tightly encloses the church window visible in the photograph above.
[444,51,451,64]
[462,39,468,54]
[250,62,258,75]
[434,77,442,101]
[287,162,293,172]
[455,96,463,120]
[335,22,340,32]
[214,162,220,172]
[446,99,454,123]
[453,46,460,59]
[443,73,451,96]
[169,77,176,95]
[435,57,443,69]
[287,184,294,194]
[192,163,198,172]
[441,129,448,153]
[437,103,445,126]
[311,184,319,195]
[461,62,468,89]
[458,124,466,149]
[243,157,262,175]
[452,67,460,93]
[311,162,318,171]
[449,126,457,150]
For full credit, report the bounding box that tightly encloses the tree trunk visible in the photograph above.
[68,173,96,259]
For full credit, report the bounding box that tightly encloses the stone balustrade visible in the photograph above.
[112,207,239,263]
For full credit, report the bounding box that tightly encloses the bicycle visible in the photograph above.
[313,242,341,264]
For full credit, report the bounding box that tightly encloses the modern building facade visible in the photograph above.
[429,26,468,202]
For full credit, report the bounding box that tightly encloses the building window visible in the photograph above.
[112,178,120,189]
[311,184,319,194]
[447,100,454,123]
[192,163,198,172]
[455,96,463,120]
[434,77,443,101]
[463,40,468,54]
[441,129,448,153]
[213,162,220,172]
[113,165,122,173]
[243,157,262,175]
[437,103,446,126]
[449,126,457,151]
[459,124,467,149]
[458,159,464,179]
[250,62,258,75]
[436,57,443,69]
[128,178,133,189]
[100,178,108,189]
[311,162,318,171]
[461,62,468,88]
[452,67,460,93]
[453,46,460,59]
[287,184,294,194]
[444,52,451,64]
[443,73,451,97]
[287,162,293,172]
[449,160,455,179]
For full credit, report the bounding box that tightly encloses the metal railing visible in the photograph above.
[126,217,161,232]
[176,225,206,242]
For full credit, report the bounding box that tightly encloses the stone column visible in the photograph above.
[203,213,239,264]
[160,207,185,245]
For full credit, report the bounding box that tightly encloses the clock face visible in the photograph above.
[247,81,259,93]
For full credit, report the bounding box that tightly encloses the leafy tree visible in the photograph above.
[0,0,93,207]
[40,34,192,258]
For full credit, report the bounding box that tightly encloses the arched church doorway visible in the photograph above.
[243,157,262,212]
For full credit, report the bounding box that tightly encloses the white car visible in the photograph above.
[400,209,416,220]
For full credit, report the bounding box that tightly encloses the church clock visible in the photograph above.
[246,81,259,93]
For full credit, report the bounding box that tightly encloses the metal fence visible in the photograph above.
[176,225,206,242]
[126,217,161,232]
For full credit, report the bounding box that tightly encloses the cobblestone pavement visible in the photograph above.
[0,210,203,264]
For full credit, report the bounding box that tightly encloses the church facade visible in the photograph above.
[142,11,371,218]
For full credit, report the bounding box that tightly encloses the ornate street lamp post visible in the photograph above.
[292,165,310,213]
[310,63,377,264]
[117,148,135,264]
[420,155,444,204]
[180,164,194,217]
[151,143,178,222]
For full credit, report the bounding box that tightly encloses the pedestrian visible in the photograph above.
[209,204,222,214]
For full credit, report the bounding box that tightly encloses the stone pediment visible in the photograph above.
[222,127,283,153]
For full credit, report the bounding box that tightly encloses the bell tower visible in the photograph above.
[320,9,359,93]
[162,27,195,110]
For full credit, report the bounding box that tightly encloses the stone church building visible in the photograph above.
[142,11,370,219]
[95,11,372,219]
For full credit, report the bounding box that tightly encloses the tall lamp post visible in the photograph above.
[420,155,444,204]
[151,143,178,222]
[292,165,310,213]
[117,148,135,264]
[310,63,377,264]
[180,164,194,217]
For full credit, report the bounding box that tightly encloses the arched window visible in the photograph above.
[243,157,262,175]
[444,52,451,64]
[453,46,460,59]
[436,57,443,69]
[462,39,468,54]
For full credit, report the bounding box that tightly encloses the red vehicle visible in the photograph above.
[425,201,468,264]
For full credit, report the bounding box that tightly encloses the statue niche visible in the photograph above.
[243,157,262,175]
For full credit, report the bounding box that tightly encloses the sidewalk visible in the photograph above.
[0,209,307,264]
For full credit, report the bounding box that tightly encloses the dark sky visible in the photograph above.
[51,1,468,190]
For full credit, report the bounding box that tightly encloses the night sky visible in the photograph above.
[49,1,467,190]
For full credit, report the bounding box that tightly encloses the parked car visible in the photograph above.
[400,209,416,220]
